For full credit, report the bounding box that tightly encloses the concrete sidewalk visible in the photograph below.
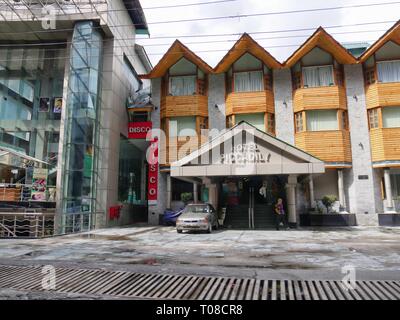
[0,226,399,280]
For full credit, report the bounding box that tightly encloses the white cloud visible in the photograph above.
[138,0,400,67]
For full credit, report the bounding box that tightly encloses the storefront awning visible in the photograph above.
[171,122,325,177]
[0,146,49,168]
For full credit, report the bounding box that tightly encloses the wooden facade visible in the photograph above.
[161,95,208,118]
[295,130,352,164]
[370,128,400,164]
[225,91,275,115]
[365,82,400,109]
[293,86,347,112]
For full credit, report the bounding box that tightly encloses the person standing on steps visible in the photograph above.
[274,198,286,231]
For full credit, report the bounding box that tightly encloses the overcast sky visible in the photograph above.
[137,0,400,67]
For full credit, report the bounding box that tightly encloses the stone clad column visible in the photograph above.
[344,64,379,216]
[338,169,347,212]
[384,168,394,212]
[286,175,298,227]
[273,69,295,145]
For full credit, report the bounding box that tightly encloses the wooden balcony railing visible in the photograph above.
[293,86,347,112]
[365,82,400,109]
[295,130,352,164]
[226,90,275,116]
[370,127,400,163]
[160,95,208,118]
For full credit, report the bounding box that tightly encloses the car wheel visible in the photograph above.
[177,229,182,233]
[213,220,219,230]
[207,223,212,234]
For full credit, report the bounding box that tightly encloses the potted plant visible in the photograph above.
[322,195,338,214]
[180,192,193,205]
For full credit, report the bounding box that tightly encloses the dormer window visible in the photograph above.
[169,75,196,96]
[227,53,271,93]
[377,60,400,83]
[302,65,334,88]
[234,71,264,92]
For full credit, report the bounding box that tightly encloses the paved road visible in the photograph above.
[0,226,399,282]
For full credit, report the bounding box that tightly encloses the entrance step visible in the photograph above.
[225,205,277,229]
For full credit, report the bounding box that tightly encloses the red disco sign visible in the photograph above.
[147,139,158,203]
[128,121,152,139]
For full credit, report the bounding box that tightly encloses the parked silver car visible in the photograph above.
[176,203,219,233]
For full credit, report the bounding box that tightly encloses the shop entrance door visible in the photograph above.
[223,177,278,229]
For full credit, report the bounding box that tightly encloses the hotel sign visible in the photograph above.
[220,143,271,165]
[128,121,152,139]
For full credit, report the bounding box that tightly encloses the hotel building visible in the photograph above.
[141,23,400,228]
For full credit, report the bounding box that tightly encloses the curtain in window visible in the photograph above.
[377,61,400,83]
[169,116,197,137]
[382,106,400,128]
[234,71,263,92]
[306,110,338,131]
[235,113,265,131]
[302,66,334,87]
[170,76,196,96]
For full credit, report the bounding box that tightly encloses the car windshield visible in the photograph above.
[184,205,209,214]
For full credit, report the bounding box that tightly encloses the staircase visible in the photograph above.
[224,204,277,229]
[253,204,276,229]
[224,205,251,229]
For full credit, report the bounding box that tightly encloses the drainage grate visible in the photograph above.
[0,265,399,300]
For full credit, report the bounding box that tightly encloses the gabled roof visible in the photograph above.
[141,40,213,79]
[214,33,282,73]
[359,20,400,63]
[171,121,325,177]
[284,27,357,67]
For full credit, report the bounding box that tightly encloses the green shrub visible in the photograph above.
[322,195,338,213]
[180,192,193,204]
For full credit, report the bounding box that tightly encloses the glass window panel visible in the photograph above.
[234,71,263,92]
[306,110,338,131]
[169,76,196,96]
[235,113,265,131]
[382,106,400,128]
[169,116,197,137]
[377,61,400,83]
[302,66,334,87]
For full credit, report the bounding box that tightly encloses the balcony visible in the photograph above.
[295,130,352,164]
[370,128,400,164]
[293,86,347,112]
[365,82,400,109]
[160,95,208,118]
[226,91,275,116]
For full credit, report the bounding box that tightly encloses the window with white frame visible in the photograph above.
[306,110,338,131]
[368,108,379,129]
[377,60,400,83]
[302,65,334,88]
[382,106,400,128]
[234,71,264,92]
[295,112,304,132]
[169,75,197,96]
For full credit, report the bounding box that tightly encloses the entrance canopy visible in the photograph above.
[171,122,325,177]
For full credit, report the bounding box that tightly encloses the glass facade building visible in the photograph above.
[61,21,103,232]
